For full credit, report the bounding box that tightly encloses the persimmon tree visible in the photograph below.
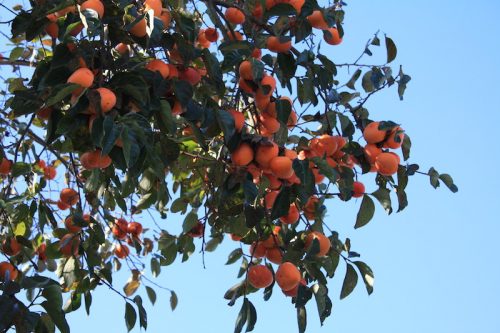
[0,0,458,332]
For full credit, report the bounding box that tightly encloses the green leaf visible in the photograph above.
[401,133,411,161]
[385,36,397,63]
[84,291,92,315]
[170,291,178,311]
[134,296,147,329]
[353,261,374,295]
[277,52,297,80]
[340,263,358,300]
[173,80,193,106]
[146,286,157,305]
[41,285,70,333]
[151,257,161,277]
[361,70,374,93]
[158,100,177,134]
[215,108,236,145]
[226,248,243,265]
[297,306,307,333]
[11,162,31,177]
[271,186,291,220]
[439,173,458,193]
[313,284,332,325]
[182,211,199,233]
[428,167,440,189]
[46,84,80,106]
[234,298,249,333]
[275,98,292,125]
[124,302,137,332]
[245,300,257,332]
[371,187,392,214]
[346,69,362,90]
[355,195,375,229]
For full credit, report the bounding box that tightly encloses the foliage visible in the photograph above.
[0,0,457,332]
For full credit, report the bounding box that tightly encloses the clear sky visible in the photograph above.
[2,1,500,332]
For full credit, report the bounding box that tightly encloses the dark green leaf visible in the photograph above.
[226,248,243,265]
[145,286,157,305]
[46,84,80,106]
[297,306,307,333]
[371,187,392,214]
[353,261,374,295]
[245,300,257,332]
[439,174,458,193]
[313,284,332,325]
[401,133,411,161]
[385,36,397,63]
[234,298,249,333]
[124,302,136,332]
[346,69,362,90]
[271,186,291,220]
[182,211,199,233]
[170,291,178,311]
[428,167,440,189]
[340,263,358,299]
[355,195,375,229]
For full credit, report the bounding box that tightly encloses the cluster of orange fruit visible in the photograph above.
[362,121,405,176]
[245,230,331,297]
[111,218,144,259]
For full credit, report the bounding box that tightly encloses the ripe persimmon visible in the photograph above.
[144,0,162,16]
[266,36,292,53]
[112,218,129,240]
[270,156,294,179]
[375,152,399,176]
[364,143,382,164]
[179,67,202,86]
[129,18,147,37]
[37,107,52,120]
[114,43,129,55]
[127,221,143,237]
[303,195,319,220]
[324,27,342,45]
[96,87,116,112]
[225,7,245,25]
[114,243,130,259]
[64,214,90,233]
[259,75,276,96]
[204,27,219,42]
[160,10,171,28]
[279,203,299,224]
[227,31,244,41]
[60,188,79,206]
[307,10,329,29]
[231,143,254,166]
[247,264,274,288]
[2,237,21,256]
[254,92,271,112]
[45,22,59,39]
[363,121,386,144]
[264,190,279,210]
[282,278,306,297]
[146,59,170,79]
[59,234,80,257]
[81,150,112,169]
[260,113,281,134]
[305,231,331,256]
[275,262,301,291]
[57,200,70,210]
[228,109,245,132]
[263,173,282,190]
[43,166,57,180]
[352,181,365,198]
[0,158,12,175]
[384,127,405,149]
[81,0,104,18]
[67,68,94,91]
[265,247,283,264]
[166,64,179,78]
[251,48,262,59]
[249,242,267,258]
[0,261,18,281]
[238,77,256,95]
[239,60,253,81]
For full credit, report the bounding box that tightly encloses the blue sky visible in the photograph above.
[2,0,500,332]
